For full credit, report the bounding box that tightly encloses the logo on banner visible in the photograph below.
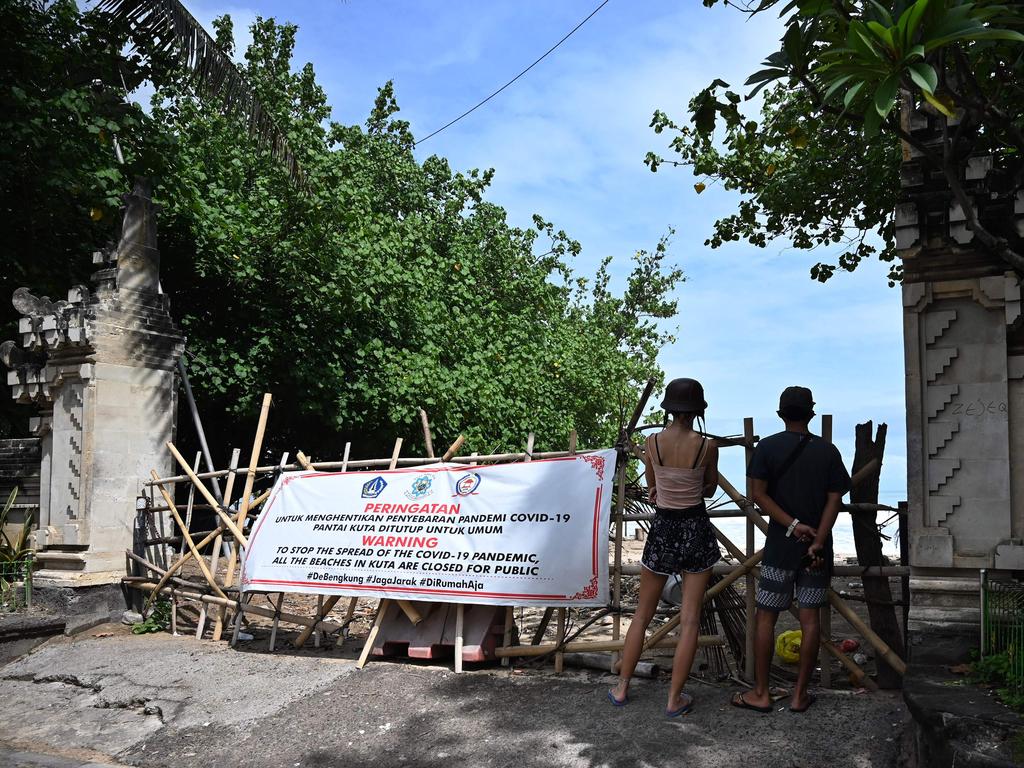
[361,476,387,499]
[405,475,434,500]
[454,472,481,496]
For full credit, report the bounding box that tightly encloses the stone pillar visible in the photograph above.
[3,178,184,586]
[898,105,1024,660]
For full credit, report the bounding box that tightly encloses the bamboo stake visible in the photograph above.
[219,393,273,618]
[354,439,404,665]
[714,515,880,690]
[357,599,388,669]
[503,433,533,667]
[829,590,907,676]
[178,452,201,557]
[209,448,242,640]
[819,414,833,688]
[419,408,435,459]
[556,428,577,673]
[743,417,756,681]
[496,634,726,658]
[150,471,228,601]
[292,443,358,649]
[454,604,465,673]
[167,443,248,546]
[142,520,231,610]
[130,582,346,633]
[269,592,283,651]
[642,549,764,651]
[442,435,465,461]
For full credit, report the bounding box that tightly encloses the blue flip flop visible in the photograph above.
[666,693,693,717]
[607,689,628,707]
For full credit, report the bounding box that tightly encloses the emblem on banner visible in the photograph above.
[454,472,481,496]
[405,474,434,500]
[361,476,387,499]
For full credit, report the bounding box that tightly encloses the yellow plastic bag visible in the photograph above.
[776,629,803,663]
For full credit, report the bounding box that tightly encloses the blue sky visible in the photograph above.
[178,0,907,554]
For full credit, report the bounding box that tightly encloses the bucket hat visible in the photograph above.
[778,386,815,419]
[661,378,707,414]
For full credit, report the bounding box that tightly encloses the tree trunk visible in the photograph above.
[850,421,905,689]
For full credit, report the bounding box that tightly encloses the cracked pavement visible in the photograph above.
[0,626,908,768]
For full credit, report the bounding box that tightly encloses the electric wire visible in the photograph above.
[414,0,611,146]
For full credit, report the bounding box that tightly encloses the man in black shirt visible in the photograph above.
[732,386,850,714]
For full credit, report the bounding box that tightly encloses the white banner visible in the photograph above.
[240,449,616,606]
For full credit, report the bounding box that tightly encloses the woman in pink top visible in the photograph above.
[608,378,720,716]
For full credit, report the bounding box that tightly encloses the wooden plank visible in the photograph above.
[208,448,241,641]
[454,603,465,673]
[820,414,833,689]
[743,416,756,681]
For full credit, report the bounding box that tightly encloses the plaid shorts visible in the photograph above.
[756,564,830,611]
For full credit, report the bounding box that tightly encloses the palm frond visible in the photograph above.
[98,0,303,184]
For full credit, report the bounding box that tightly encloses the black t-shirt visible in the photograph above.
[746,431,851,570]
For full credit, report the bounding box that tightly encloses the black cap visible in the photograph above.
[778,386,815,420]
[661,378,707,415]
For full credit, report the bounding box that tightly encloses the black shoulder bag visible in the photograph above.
[767,434,811,495]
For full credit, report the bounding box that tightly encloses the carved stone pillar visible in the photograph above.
[898,104,1024,659]
[3,178,184,585]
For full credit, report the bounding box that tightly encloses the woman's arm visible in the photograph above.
[644,435,658,505]
[701,442,720,497]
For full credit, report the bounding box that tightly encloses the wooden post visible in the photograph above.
[207,448,241,640]
[454,603,465,673]
[850,420,905,688]
[269,592,283,651]
[150,471,228,600]
[314,595,323,648]
[502,434,533,668]
[354,439,403,666]
[419,408,435,459]
[743,416,756,681]
[218,393,273,632]
[819,414,833,689]
[554,608,567,673]
[611,444,627,673]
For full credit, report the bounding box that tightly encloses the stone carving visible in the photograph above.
[1,178,184,585]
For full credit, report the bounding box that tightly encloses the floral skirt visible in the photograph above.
[641,502,721,575]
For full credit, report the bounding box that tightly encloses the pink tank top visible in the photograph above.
[650,434,707,509]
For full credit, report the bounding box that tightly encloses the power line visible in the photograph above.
[414,0,611,146]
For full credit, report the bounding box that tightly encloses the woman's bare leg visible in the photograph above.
[610,566,667,702]
[666,568,713,710]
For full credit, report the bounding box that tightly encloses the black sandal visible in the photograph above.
[731,692,772,714]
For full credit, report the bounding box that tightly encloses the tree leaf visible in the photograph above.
[907,61,938,94]
[873,73,900,117]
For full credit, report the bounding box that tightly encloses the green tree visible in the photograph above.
[0,2,683,458]
[647,0,1024,284]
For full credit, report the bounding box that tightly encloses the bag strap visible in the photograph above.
[691,436,708,469]
[771,434,811,488]
[652,434,663,466]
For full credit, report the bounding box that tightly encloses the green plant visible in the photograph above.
[0,487,32,561]
[969,649,1024,713]
[131,599,171,634]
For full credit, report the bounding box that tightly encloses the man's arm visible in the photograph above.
[750,478,816,542]
[807,491,842,566]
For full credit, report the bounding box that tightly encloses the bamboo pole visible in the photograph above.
[150,471,228,601]
[828,590,907,676]
[354,439,404,666]
[167,443,248,546]
[146,447,606,486]
[419,408,435,459]
[130,581,346,633]
[357,599,388,669]
[503,433,533,667]
[819,414,833,688]
[743,416,756,681]
[142,520,232,610]
[611,441,627,673]
[455,604,465,673]
[207,448,241,640]
[221,393,273,585]
[496,634,726,658]
[641,549,764,651]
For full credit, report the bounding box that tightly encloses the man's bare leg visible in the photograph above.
[792,606,820,709]
[610,567,667,703]
[737,607,778,708]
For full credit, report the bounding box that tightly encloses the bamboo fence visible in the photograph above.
[124,387,906,689]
